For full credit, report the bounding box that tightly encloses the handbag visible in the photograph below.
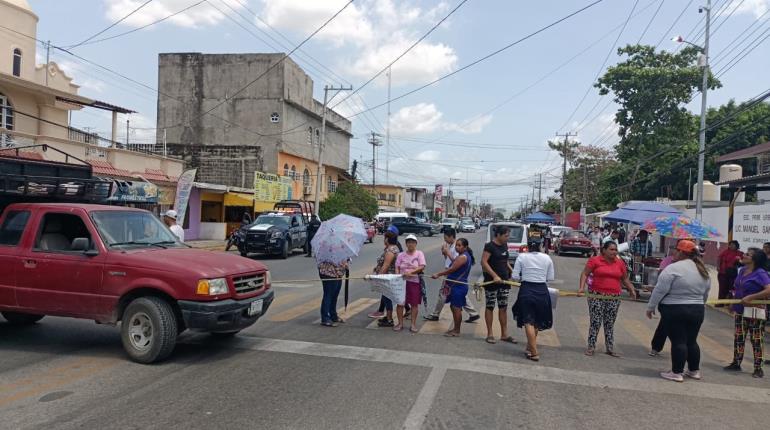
[743,306,766,320]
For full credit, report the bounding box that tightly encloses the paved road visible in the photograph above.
[2,229,768,429]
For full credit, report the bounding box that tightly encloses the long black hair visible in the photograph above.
[748,247,768,270]
[456,237,475,266]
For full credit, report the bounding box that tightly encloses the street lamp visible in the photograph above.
[673,1,710,220]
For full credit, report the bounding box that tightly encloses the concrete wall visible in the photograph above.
[164,143,263,188]
[156,53,351,185]
[0,1,37,79]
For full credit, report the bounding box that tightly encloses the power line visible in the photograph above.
[63,0,206,48]
[68,0,154,48]
[331,0,470,110]
[636,0,665,43]
[346,0,605,119]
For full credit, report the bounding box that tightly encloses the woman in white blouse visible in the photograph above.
[511,240,556,361]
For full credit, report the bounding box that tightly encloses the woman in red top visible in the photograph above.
[717,240,743,302]
[578,241,637,357]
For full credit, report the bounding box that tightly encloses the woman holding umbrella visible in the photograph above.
[312,215,368,328]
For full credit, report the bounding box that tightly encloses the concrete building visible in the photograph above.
[404,187,427,217]
[155,53,352,206]
[360,184,405,212]
[0,0,183,209]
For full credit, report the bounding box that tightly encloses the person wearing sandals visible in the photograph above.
[432,238,475,337]
[368,226,404,320]
[395,234,426,333]
[724,248,770,378]
[480,225,516,345]
[373,231,400,327]
[578,241,637,357]
[318,259,349,327]
[646,240,711,382]
[511,240,555,361]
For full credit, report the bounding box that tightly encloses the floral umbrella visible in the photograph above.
[311,214,368,265]
[641,215,721,240]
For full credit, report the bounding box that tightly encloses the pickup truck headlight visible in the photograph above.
[271,231,283,239]
[265,270,271,286]
[197,278,229,295]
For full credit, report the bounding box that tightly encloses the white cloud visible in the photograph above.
[54,59,105,93]
[390,103,492,135]
[735,0,770,18]
[259,0,373,47]
[103,0,244,29]
[257,0,458,87]
[415,150,440,161]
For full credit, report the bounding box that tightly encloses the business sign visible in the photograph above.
[107,180,158,203]
[434,184,443,207]
[733,204,770,249]
[253,171,292,202]
[174,168,197,223]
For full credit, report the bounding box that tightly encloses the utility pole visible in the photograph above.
[126,119,130,146]
[386,66,392,185]
[554,132,578,225]
[314,84,353,216]
[369,131,383,201]
[45,41,51,87]
[537,173,543,210]
[695,0,711,220]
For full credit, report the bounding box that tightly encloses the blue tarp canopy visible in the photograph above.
[524,211,556,224]
[603,201,681,225]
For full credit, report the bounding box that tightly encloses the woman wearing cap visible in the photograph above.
[578,241,637,357]
[646,240,711,382]
[724,248,770,378]
[432,238,475,337]
[511,240,555,361]
[395,234,426,332]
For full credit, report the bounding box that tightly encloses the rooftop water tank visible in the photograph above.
[693,181,721,202]
[718,164,745,203]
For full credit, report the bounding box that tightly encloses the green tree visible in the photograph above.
[319,181,378,221]
[595,44,721,200]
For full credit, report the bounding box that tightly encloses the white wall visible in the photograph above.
[199,222,227,240]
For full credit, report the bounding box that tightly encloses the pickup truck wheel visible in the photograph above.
[2,311,44,325]
[121,297,178,364]
[421,229,431,237]
[280,240,289,259]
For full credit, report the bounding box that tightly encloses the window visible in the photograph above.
[378,193,386,200]
[307,127,313,145]
[12,48,21,77]
[303,169,311,187]
[283,163,290,177]
[0,93,13,134]
[270,112,280,123]
[327,177,337,193]
[0,210,30,246]
[290,165,296,180]
[388,193,396,202]
[315,129,320,145]
[35,213,92,252]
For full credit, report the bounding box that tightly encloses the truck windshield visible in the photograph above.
[91,211,181,248]
[254,215,290,226]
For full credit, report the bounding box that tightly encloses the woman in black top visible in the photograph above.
[480,225,516,344]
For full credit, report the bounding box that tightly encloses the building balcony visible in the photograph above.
[1,128,183,181]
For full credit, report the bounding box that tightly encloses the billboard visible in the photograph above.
[173,168,197,223]
[434,184,443,207]
[253,171,293,202]
[733,204,770,250]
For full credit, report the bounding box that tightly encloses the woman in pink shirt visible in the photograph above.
[396,234,426,332]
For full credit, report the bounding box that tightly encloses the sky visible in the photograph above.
[25,0,770,213]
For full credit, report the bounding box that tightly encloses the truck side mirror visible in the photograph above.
[71,237,97,256]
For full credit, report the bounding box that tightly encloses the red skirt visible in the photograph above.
[405,281,422,306]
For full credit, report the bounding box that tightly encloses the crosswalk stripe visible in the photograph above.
[418,306,453,334]
[312,298,379,324]
[620,319,656,350]
[269,292,302,308]
[474,310,501,340]
[571,315,594,349]
[537,329,561,347]
[697,333,733,364]
[268,298,322,322]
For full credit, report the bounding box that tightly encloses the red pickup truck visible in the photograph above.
[0,203,274,363]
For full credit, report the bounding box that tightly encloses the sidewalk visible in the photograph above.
[186,239,227,251]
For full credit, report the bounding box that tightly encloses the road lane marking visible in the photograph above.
[403,367,446,430]
[474,310,501,339]
[536,329,561,347]
[268,298,322,322]
[418,307,452,334]
[697,333,733,364]
[312,298,379,324]
[208,336,770,404]
[620,319,656,350]
[0,358,99,393]
[268,292,302,308]
[571,315,595,349]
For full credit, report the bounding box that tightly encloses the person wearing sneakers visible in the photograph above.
[646,240,711,382]
[480,225,516,345]
[724,248,770,378]
[424,228,481,323]
[395,234,426,333]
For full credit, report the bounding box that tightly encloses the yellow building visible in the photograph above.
[361,184,405,212]
[0,0,182,193]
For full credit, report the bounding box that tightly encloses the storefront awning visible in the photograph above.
[224,192,253,207]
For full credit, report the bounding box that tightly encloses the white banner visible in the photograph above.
[366,274,406,305]
[733,204,770,250]
[173,168,197,224]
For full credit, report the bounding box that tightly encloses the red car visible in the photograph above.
[0,203,273,363]
[365,222,376,243]
[555,231,593,257]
